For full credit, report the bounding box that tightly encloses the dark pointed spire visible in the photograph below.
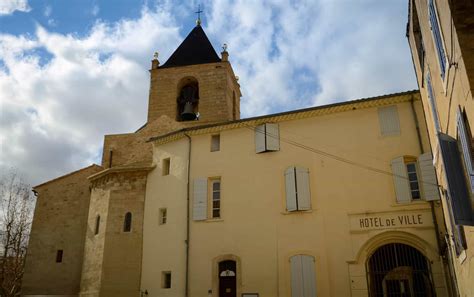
[159,25,221,69]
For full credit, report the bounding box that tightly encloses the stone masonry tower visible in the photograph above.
[76,24,241,297]
[147,24,241,124]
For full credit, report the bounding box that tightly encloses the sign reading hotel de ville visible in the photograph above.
[349,209,433,232]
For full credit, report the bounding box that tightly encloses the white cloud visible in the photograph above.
[0,0,31,15]
[0,1,417,186]
[0,5,182,185]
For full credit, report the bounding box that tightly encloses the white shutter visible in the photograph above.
[391,157,411,203]
[301,255,316,297]
[193,178,207,220]
[290,255,304,297]
[417,153,440,201]
[296,167,311,210]
[457,109,474,192]
[265,123,280,151]
[285,167,297,211]
[378,106,401,136]
[255,124,266,153]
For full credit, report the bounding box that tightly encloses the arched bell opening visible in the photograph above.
[366,243,435,297]
[177,77,199,121]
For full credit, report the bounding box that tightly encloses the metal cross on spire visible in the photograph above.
[195,4,203,26]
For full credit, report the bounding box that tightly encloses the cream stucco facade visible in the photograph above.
[141,91,451,297]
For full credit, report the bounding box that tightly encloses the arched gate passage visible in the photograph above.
[367,243,435,297]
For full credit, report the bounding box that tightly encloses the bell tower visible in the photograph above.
[147,24,241,124]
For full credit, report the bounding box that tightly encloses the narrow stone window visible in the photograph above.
[211,134,220,152]
[56,250,63,263]
[124,212,132,232]
[159,208,167,225]
[162,158,170,176]
[95,215,100,235]
[162,271,172,288]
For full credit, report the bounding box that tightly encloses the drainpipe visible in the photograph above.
[184,133,192,297]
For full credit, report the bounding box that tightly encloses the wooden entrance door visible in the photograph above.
[219,260,236,297]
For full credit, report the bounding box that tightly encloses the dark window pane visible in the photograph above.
[408,172,418,180]
[412,190,421,199]
[213,192,220,200]
[213,182,220,191]
[406,163,416,172]
[213,209,220,218]
[213,201,220,208]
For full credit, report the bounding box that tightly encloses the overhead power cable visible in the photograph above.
[245,123,441,189]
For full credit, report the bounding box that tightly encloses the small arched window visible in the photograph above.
[123,212,132,232]
[95,215,100,235]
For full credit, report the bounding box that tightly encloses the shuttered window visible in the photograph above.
[285,167,311,211]
[426,72,441,132]
[378,106,401,136]
[290,255,316,297]
[456,108,474,193]
[438,133,474,226]
[417,153,440,201]
[392,154,440,202]
[391,157,412,203]
[193,178,208,220]
[255,123,280,153]
[428,0,447,80]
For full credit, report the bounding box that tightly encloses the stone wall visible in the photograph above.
[23,165,103,295]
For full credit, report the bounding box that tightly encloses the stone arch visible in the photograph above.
[211,254,242,297]
[347,231,446,297]
[177,76,199,121]
[353,231,438,265]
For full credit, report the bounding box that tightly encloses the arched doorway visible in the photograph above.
[367,243,434,297]
[219,260,236,297]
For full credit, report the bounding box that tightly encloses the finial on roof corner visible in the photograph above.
[195,4,203,26]
[151,51,160,69]
[221,43,228,61]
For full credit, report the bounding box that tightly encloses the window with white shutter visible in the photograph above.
[290,255,316,297]
[391,155,440,203]
[391,157,412,203]
[255,123,280,153]
[428,0,447,80]
[426,72,441,132]
[285,166,311,211]
[456,108,474,193]
[417,153,440,201]
[378,106,401,136]
[193,178,208,221]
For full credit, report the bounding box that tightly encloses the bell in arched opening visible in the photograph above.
[177,82,199,121]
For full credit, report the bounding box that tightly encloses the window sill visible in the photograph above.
[281,209,314,215]
[205,218,224,223]
[390,200,430,208]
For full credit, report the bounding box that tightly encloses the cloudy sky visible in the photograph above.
[0,0,418,186]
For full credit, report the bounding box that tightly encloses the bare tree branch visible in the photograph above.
[0,170,35,297]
